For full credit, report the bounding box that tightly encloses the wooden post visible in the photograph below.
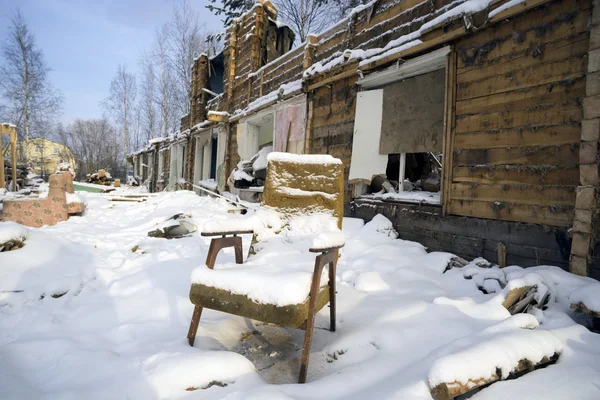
[398,153,406,192]
[0,142,5,189]
[497,242,507,268]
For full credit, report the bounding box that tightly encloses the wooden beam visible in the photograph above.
[442,50,457,216]
[489,0,553,24]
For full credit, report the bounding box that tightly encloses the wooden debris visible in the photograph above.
[0,239,25,252]
[86,170,113,185]
[502,286,534,311]
[110,197,145,202]
[571,302,600,318]
[430,353,559,400]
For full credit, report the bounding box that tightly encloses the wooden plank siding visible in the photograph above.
[448,0,591,227]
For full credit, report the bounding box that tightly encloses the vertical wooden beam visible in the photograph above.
[227,20,238,101]
[303,34,319,70]
[441,50,457,216]
[569,0,600,276]
[10,128,17,192]
[0,141,5,189]
[497,242,507,268]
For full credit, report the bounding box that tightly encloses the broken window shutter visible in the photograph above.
[379,69,445,154]
[348,90,388,184]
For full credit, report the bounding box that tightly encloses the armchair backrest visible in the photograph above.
[262,153,344,229]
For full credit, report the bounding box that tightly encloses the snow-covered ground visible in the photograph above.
[1,189,600,399]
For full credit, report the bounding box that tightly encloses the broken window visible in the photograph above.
[349,47,449,204]
[230,97,307,201]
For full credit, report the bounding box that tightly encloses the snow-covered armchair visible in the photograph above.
[187,153,345,383]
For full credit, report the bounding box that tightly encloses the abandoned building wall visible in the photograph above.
[346,199,574,272]
[447,0,590,228]
[307,76,357,202]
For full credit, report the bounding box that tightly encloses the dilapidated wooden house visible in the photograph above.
[130,0,600,279]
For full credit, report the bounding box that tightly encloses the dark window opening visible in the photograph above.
[210,137,218,179]
[384,152,442,193]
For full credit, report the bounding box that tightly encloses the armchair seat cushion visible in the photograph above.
[189,283,330,328]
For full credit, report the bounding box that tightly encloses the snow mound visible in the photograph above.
[570,282,600,312]
[0,230,94,303]
[66,192,87,205]
[429,314,563,388]
[0,221,28,244]
[360,214,398,239]
[252,145,273,171]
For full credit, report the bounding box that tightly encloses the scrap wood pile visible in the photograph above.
[3,160,32,190]
[86,169,112,186]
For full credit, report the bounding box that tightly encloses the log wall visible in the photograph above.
[448,0,591,228]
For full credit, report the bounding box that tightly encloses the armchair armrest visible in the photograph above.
[202,218,255,237]
[309,230,345,253]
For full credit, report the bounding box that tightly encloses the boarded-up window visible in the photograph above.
[379,69,445,154]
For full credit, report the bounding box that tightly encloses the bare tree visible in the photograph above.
[61,118,124,179]
[165,0,210,120]
[0,10,63,161]
[276,0,331,43]
[151,26,178,137]
[138,51,157,143]
[327,0,370,24]
[102,64,137,158]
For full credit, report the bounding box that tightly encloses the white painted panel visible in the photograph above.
[349,90,388,183]
[168,145,177,188]
[236,122,259,161]
[193,137,203,193]
[202,142,211,181]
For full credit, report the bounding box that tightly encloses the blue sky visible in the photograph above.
[0,0,224,124]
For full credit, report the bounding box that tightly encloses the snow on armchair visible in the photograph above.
[186,152,345,383]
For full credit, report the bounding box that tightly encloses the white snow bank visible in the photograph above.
[267,152,342,165]
[429,314,563,388]
[0,221,28,244]
[66,192,87,205]
[569,283,600,311]
[0,230,94,302]
[359,214,398,239]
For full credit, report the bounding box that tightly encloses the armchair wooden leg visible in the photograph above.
[187,305,203,346]
[329,254,338,332]
[299,250,338,383]
[188,235,246,347]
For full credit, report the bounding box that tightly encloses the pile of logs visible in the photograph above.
[3,160,29,190]
[86,169,112,186]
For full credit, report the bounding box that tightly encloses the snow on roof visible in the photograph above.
[267,152,342,165]
[232,79,302,119]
